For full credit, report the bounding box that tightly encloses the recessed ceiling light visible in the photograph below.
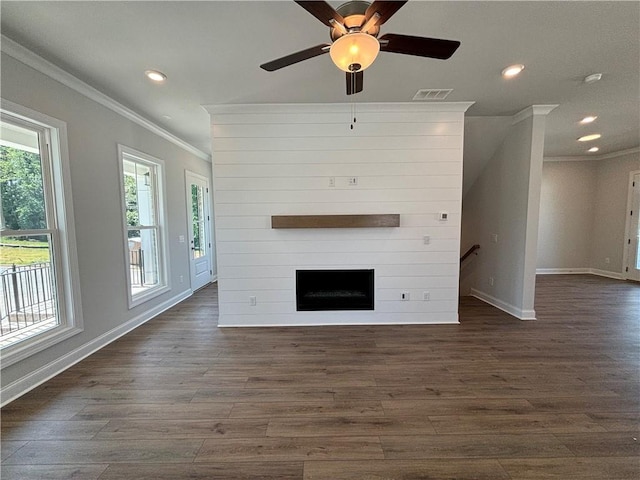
[577,133,601,142]
[583,73,602,84]
[580,115,598,124]
[501,64,525,78]
[587,147,599,153]
[145,70,167,83]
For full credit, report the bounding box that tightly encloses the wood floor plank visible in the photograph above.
[1,420,108,441]
[381,398,535,416]
[498,456,640,479]
[0,442,27,462]
[429,413,608,434]
[195,436,384,462]
[2,440,204,464]
[302,459,511,480]
[191,388,335,404]
[229,401,384,418]
[267,416,436,437]
[94,418,268,439]
[0,464,109,480]
[98,462,304,480]
[555,432,640,457]
[381,433,573,459]
[72,402,233,420]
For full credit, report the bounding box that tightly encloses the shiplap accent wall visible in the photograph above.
[206,103,472,326]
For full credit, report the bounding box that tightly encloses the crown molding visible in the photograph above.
[545,146,640,163]
[512,105,559,125]
[1,35,210,162]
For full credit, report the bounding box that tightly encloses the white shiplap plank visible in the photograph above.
[215,188,461,205]
[213,135,461,152]
[213,122,463,139]
[217,252,459,267]
[214,162,462,178]
[213,149,461,165]
[215,201,460,217]
[212,111,463,125]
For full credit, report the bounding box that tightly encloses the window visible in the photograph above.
[118,145,169,307]
[0,100,82,366]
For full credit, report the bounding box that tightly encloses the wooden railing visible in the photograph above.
[460,244,480,264]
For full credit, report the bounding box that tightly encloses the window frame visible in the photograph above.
[0,99,83,368]
[117,144,170,308]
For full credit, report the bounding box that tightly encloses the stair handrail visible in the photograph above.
[460,244,480,264]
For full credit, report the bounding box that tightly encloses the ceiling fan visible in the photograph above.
[260,0,461,95]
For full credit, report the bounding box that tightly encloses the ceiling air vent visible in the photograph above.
[412,88,453,101]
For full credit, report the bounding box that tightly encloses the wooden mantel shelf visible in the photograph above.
[271,214,400,229]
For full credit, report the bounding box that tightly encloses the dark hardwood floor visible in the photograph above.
[2,275,639,479]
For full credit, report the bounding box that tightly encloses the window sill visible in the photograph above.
[128,284,171,310]
[1,324,83,369]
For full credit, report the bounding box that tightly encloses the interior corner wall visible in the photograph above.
[590,151,640,273]
[536,151,639,276]
[1,52,213,397]
[461,114,545,319]
[537,161,597,269]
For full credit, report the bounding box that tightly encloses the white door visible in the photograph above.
[626,172,640,281]
[186,171,212,291]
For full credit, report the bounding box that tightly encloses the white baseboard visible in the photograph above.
[1,289,192,407]
[536,268,623,280]
[470,288,536,320]
[589,269,623,280]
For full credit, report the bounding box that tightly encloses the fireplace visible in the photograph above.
[296,269,374,311]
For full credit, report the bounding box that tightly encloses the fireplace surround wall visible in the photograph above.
[207,102,471,326]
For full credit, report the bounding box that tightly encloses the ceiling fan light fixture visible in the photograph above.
[330,32,380,72]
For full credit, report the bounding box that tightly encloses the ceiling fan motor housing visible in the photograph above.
[330,1,380,40]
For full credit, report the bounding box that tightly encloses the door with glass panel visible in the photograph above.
[186,171,211,291]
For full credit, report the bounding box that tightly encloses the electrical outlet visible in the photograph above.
[328,177,335,187]
[438,212,448,221]
[491,233,498,243]
[401,291,410,301]
[423,291,430,301]
[249,296,257,306]
[348,176,358,186]
[489,277,495,286]
[605,257,610,264]
[179,275,184,283]
[423,235,431,245]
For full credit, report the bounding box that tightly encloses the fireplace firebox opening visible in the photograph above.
[296,269,374,311]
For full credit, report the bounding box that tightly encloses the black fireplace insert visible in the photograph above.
[296,269,374,311]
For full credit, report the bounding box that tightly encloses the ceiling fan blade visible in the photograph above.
[379,33,460,59]
[260,44,331,71]
[295,1,345,27]
[364,1,408,26]
[346,71,364,95]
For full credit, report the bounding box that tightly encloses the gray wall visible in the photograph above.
[461,110,549,319]
[1,53,213,391]
[537,151,640,274]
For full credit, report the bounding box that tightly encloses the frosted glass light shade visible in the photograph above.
[330,33,380,72]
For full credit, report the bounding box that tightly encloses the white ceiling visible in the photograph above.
[1,1,638,163]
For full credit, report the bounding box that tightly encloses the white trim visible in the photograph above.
[536,268,591,275]
[0,289,192,407]
[0,100,84,367]
[590,269,623,280]
[1,35,210,162]
[211,275,218,283]
[218,316,460,327]
[205,102,475,116]
[117,144,172,309]
[622,170,640,281]
[545,147,640,163]
[470,288,536,320]
[511,105,559,125]
[536,268,623,280]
